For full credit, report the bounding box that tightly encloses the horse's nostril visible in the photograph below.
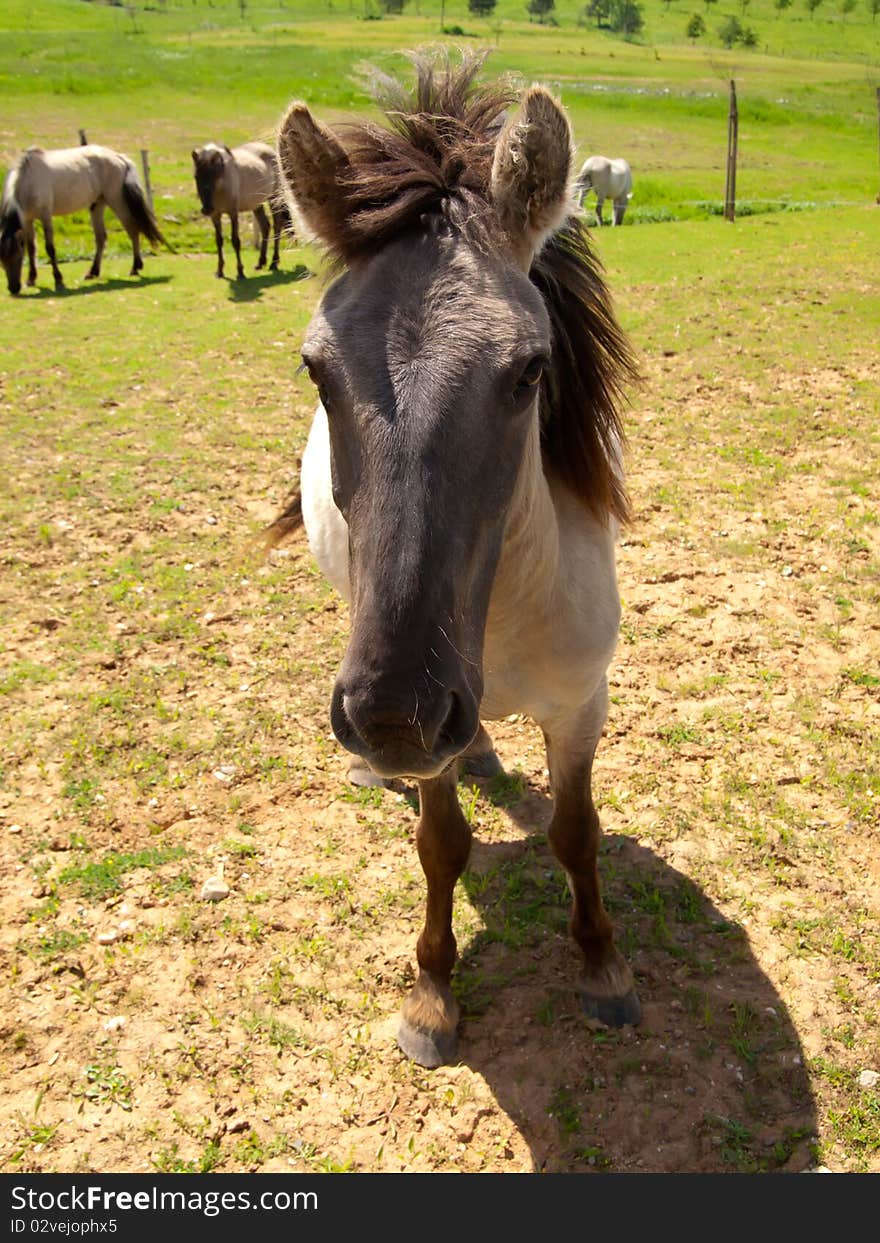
[437,691,474,752]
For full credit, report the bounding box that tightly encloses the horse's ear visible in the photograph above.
[191,149,198,164]
[276,101,351,250]
[490,86,574,268]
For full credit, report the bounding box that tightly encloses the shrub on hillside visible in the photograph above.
[609,0,645,34]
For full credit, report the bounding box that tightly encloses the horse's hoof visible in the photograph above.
[461,748,503,779]
[396,1018,458,1069]
[269,261,279,271]
[580,987,641,1028]
[85,271,98,280]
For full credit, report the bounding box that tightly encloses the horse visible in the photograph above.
[0,144,166,295]
[191,141,287,280]
[266,52,641,1069]
[575,156,633,226]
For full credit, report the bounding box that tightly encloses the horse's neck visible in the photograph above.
[491,415,561,615]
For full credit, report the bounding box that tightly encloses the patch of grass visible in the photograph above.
[827,1095,880,1160]
[0,661,56,695]
[548,1085,581,1138]
[842,668,880,689]
[58,845,189,900]
[75,1064,134,1112]
[152,1140,222,1174]
[241,1010,307,1053]
[18,927,88,961]
[486,769,527,807]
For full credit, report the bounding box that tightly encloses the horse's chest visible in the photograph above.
[480,585,619,726]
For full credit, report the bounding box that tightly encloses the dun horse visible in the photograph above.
[576,155,633,226]
[0,144,166,295]
[268,55,641,1068]
[191,142,287,279]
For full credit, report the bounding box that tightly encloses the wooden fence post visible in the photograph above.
[724,79,738,223]
[140,149,153,210]
[876,86,880,204]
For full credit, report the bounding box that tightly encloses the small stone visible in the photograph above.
[8,823,22,834]
[201,878,230,903]
[858,1069,879,1090]
[104,1016,127,1033]
[227,1117,250,1134]
[118,920,135,939]
[781,565,793,577]
[96,930,118,945]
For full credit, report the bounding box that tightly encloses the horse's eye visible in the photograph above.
[304,363,331,410]
[515,356,546,394]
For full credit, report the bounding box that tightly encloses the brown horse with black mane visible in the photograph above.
[268,52,641,1067]
[191,141,287,280]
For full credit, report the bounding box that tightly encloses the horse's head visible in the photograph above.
[0,204,24,295]
[276,62,577,780]
[191,144,227,216]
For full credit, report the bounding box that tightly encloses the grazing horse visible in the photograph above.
[191,141,287,280]
[268,53,641,1068]
[0,144,166,295]
[576,156,633,226]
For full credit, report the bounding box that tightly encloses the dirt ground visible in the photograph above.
[1,267,878,1174]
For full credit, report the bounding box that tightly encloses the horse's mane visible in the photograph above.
[269,51,638,540]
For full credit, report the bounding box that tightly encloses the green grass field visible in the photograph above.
[1,0,878,257]
[1,0,879,1178]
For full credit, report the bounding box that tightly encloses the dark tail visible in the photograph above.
[263,490,303,552]
[122,164,173,251]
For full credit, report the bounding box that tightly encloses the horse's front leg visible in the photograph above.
[595,197,605,226]
[544,684,640,1028]
[25,221,37,287]
[253,205,269,270]
[229,212,245,280]
[41,215,63,290]
[397,765,472,1068]
[212,214,225,279]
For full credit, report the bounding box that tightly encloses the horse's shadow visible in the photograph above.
[436,774,817,1173]
[25,274,171,299]
[225,263,311,303]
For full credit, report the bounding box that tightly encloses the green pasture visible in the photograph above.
[1,0,878,259]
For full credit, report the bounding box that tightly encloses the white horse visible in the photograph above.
[576,156,633,226]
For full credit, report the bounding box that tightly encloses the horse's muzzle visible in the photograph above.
[330,680,479,780]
